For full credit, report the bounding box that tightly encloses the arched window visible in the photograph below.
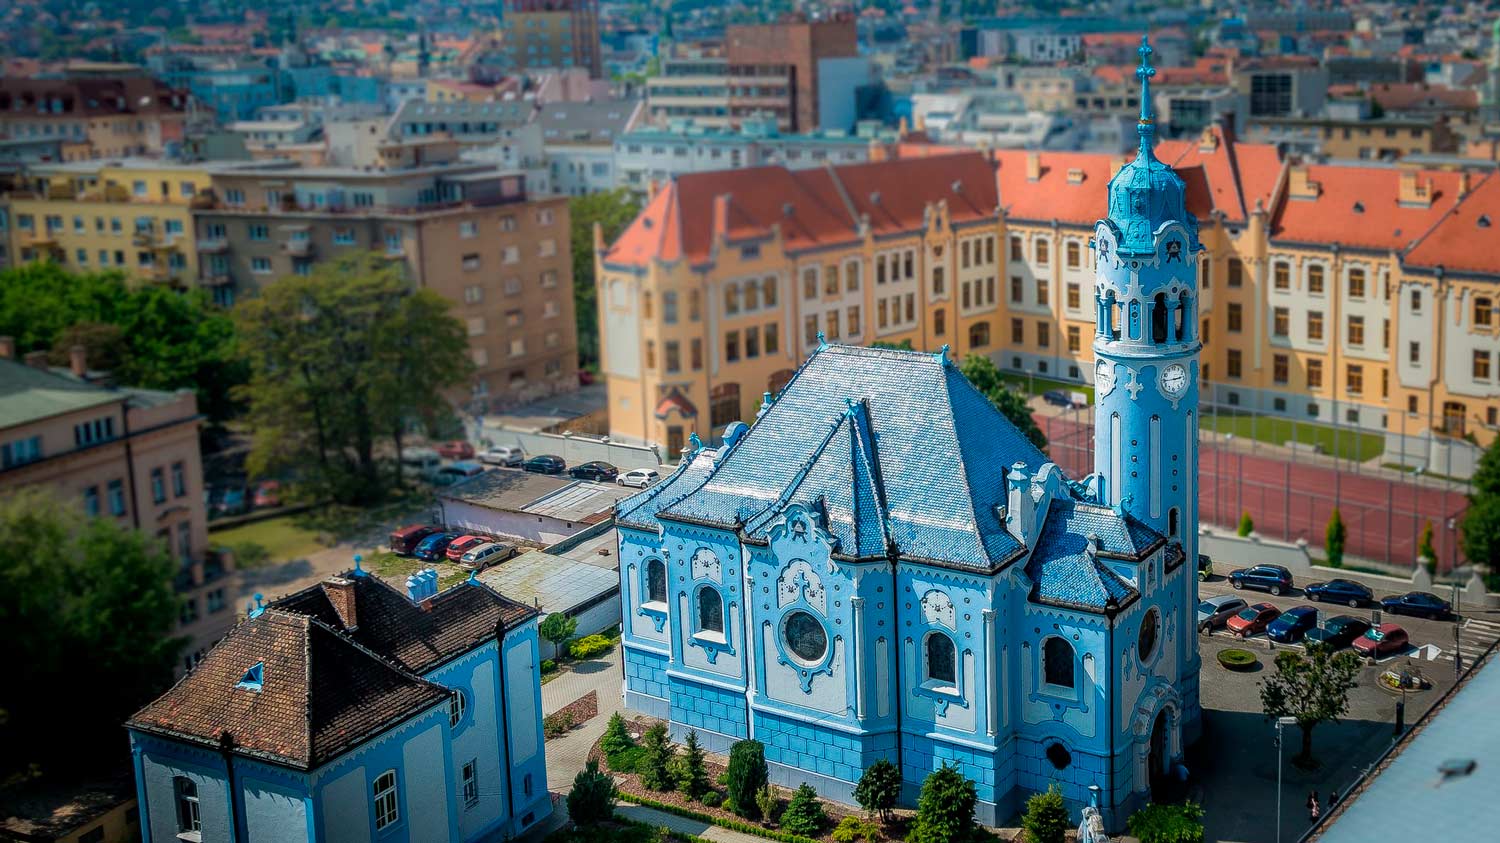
[1151,292,1169,344]
[696,586,724,634]
[645,560,666,605]
[173,777,200,834]
[373,770,400,829]
[1043,637,1075,689]
[1168,507,1180,538]
[924,632,956,686]
[449,689,467,728]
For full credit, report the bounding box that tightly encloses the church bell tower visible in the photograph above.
[1091,36,1204,726]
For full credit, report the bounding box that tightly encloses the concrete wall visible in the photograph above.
[481,423,663,467]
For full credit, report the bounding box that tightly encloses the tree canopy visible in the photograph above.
[0,262,244,424]
[1462,439,1500,576]
[1260,643,1362,766]
[234,253,473,504]
[570,189,643,369]
[0,487,183,780]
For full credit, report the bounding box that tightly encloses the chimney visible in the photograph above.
[322,576,357,629]
[1004,461,1035,545]
[1287,165,1320,200]
[1458,171,1471,199]
[24,350,49,371]
[69,345,87,378]
[1397,170,1433,208]
[1025,152,1041,182]
[0,336,13,360]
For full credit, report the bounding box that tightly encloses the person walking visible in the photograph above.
[1307,790,1321,822]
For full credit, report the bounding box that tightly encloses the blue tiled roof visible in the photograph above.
[615,445,720,531]
[1026,498,1142,611]
[658,344,1049,570]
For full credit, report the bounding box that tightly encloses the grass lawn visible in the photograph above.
[1000,373,1096,404]
[210,515,327,568]
[1201,411,1385,462]
[362,551,470,590]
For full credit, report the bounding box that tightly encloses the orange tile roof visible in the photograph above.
[1403,173,1500,275]
[604,153,998,267]
[1368,83,1478,111]
[1156,125,1283,224]
[994,149,1117,226]
[1271,165,1468,252]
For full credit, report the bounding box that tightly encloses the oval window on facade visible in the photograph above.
[1138,608,1160,663]
[782,610,828,664]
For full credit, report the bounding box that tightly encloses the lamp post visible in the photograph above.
[1276,715,1298,843]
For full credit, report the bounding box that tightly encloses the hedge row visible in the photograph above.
[617,791,823,843]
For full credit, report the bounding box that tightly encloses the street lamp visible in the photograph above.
[1275,715,1298,843]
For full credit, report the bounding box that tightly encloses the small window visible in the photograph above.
[174,777,200,834]
[645,559,666,605]
[1045,743,1072,770]
[696,586,724,635]
[462,760,479,808]
[449,690,467,728]
[1043,637,1075,689]
[373,770,400,829]
[924,631,956,686]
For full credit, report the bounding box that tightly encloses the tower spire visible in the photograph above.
[1135,34,1158,158]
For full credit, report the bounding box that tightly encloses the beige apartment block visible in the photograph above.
[0,342,230,668]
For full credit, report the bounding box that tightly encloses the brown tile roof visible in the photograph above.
[1403,173,1500,275]
[1270,165,1468,252]
[272,572,536,675]
[603,153,998,267]
[127,611,448,770]
[1366,82,1478,112]
[0,77,186,118]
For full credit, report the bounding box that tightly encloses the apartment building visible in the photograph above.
[0,342,230,668]
[499,0,603,78]
[1244,116,1458,160]
[0,77,188,160]
[0,158,228,282]
[195,162,577,410]
[598,125,1500,456]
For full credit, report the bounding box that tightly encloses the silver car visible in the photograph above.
[1197,595,1249,633]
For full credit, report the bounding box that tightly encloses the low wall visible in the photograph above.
[481,424,663,471]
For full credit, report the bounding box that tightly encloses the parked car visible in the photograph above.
[414,532,460,562]
[1226,603,1282,638]
[1303,578,1374,607]
[1304,615,1373,650]
[480,445,525,467]
[617,468,661,489]
[214,486,248,517]
[1228,564,1295,596]
[1353,623,1410,659]
[1267,606,1319,643]
[401,448,443,476]
[436,440,475,460]
[445,535,487,562]
[569,461,619,482]
[1197,595,1248,632]
[1042,389,1071,408]
[390,524,439,556]
[523,454,566,474]
[578,369,596,385]
[251,480,282,509]
[1197,554,1213,581]
[1380,591,1454,620]
[458,541,518,571]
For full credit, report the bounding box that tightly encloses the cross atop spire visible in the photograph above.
[1136,34,1158,156]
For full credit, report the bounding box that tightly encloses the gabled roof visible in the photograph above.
[994,149,1118,226]
[127,611,448,770]
[652,344,1049,570]
[272,571,535,675]
[615,444,721,532]
[1156,124,1282,224]
[1271,165,1468,251]
[1403,172,1500,275]
[1025,498,1145,612]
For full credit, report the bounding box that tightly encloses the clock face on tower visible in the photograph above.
[1095,359,1115,396]
[1160,363,1189,398]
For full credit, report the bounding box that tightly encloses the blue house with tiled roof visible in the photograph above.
[615,36,1200,829]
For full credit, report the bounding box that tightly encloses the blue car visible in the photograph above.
[413,532,460,562]
[1304,578,1374,607]
[1267,606,1319,643]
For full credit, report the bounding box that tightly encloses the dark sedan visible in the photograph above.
[1304,615,1373,650]
[569,461,619,482]
[1228,564,1294,596]
[1303,578,1374,607]
[1267,606,1319,643]
[1380,591,1454,620]
[523,454,567,475]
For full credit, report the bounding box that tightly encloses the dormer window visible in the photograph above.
[235,662,264,693]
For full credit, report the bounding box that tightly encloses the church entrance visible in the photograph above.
[1148,709,1170,802]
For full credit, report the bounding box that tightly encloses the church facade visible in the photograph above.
[616,37,1200,828]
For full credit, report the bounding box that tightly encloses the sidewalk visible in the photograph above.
[544,650,624,792]
[615,804,769,843]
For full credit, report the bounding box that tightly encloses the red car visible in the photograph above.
[436,440,475,460]
[1353,623,1410,659]
[445,535,487,562]
[252,480,281,508]
[1226,602,1282,638]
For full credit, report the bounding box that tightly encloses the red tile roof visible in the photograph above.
[1403,173,1500,275]
[1156,125,1283,224]
[994,149,1118,226]
[1367,83,1478,111]
[1271,165,1468,252]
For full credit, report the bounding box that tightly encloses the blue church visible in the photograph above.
[616,37,1201,828]
[126,565,551,842]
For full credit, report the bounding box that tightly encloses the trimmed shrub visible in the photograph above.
[702,791,724,808]
[540,659,558,674]
[570,633,616,660]
[1020,784,1068,843]
[1217,648,1259,672]
[832,816,882,843]
[1325,508,1347,569]
[725,739,770,819]
[780,784,827,836]
[615,792,822,843]
[907,764,976,843]
[567,759,616,826]
[1237,511,1254,537]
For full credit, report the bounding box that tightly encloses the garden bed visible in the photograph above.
[1217,648,1259,672]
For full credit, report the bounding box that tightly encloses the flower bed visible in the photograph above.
[1217,648,1259,672]
[544,690,599,739]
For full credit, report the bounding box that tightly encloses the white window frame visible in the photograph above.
[373,770,400,829]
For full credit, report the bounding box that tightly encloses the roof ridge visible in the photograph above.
[740,409,856,531]
[848,399,892,553]
[1405,170,1497,259]
[933,363,992,564]
[824,160,862,229]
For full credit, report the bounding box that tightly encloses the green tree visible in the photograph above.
[601,712,635,757]
[234,253,472,504]
[0,488,183,780]
[1127,802,1205,843]
[906,764,976,843]
[1237,511,1255,537]
[638,721,676,790]
[540,612,579,658]
[567,759,617,826]
[1467,426,1500,580]
[1260,643,1363,766]
[1020,784,1069,843]
[1325,508,1347,568]
[1418,519,1437,573]
[780,783,828,836]
[869,339,915,350]
[570,189,643,368]
[677,729,711,801]
[854,758,902,821]
[725,739,770,819]
[959,354,1047,450]
[754,785,779,826]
